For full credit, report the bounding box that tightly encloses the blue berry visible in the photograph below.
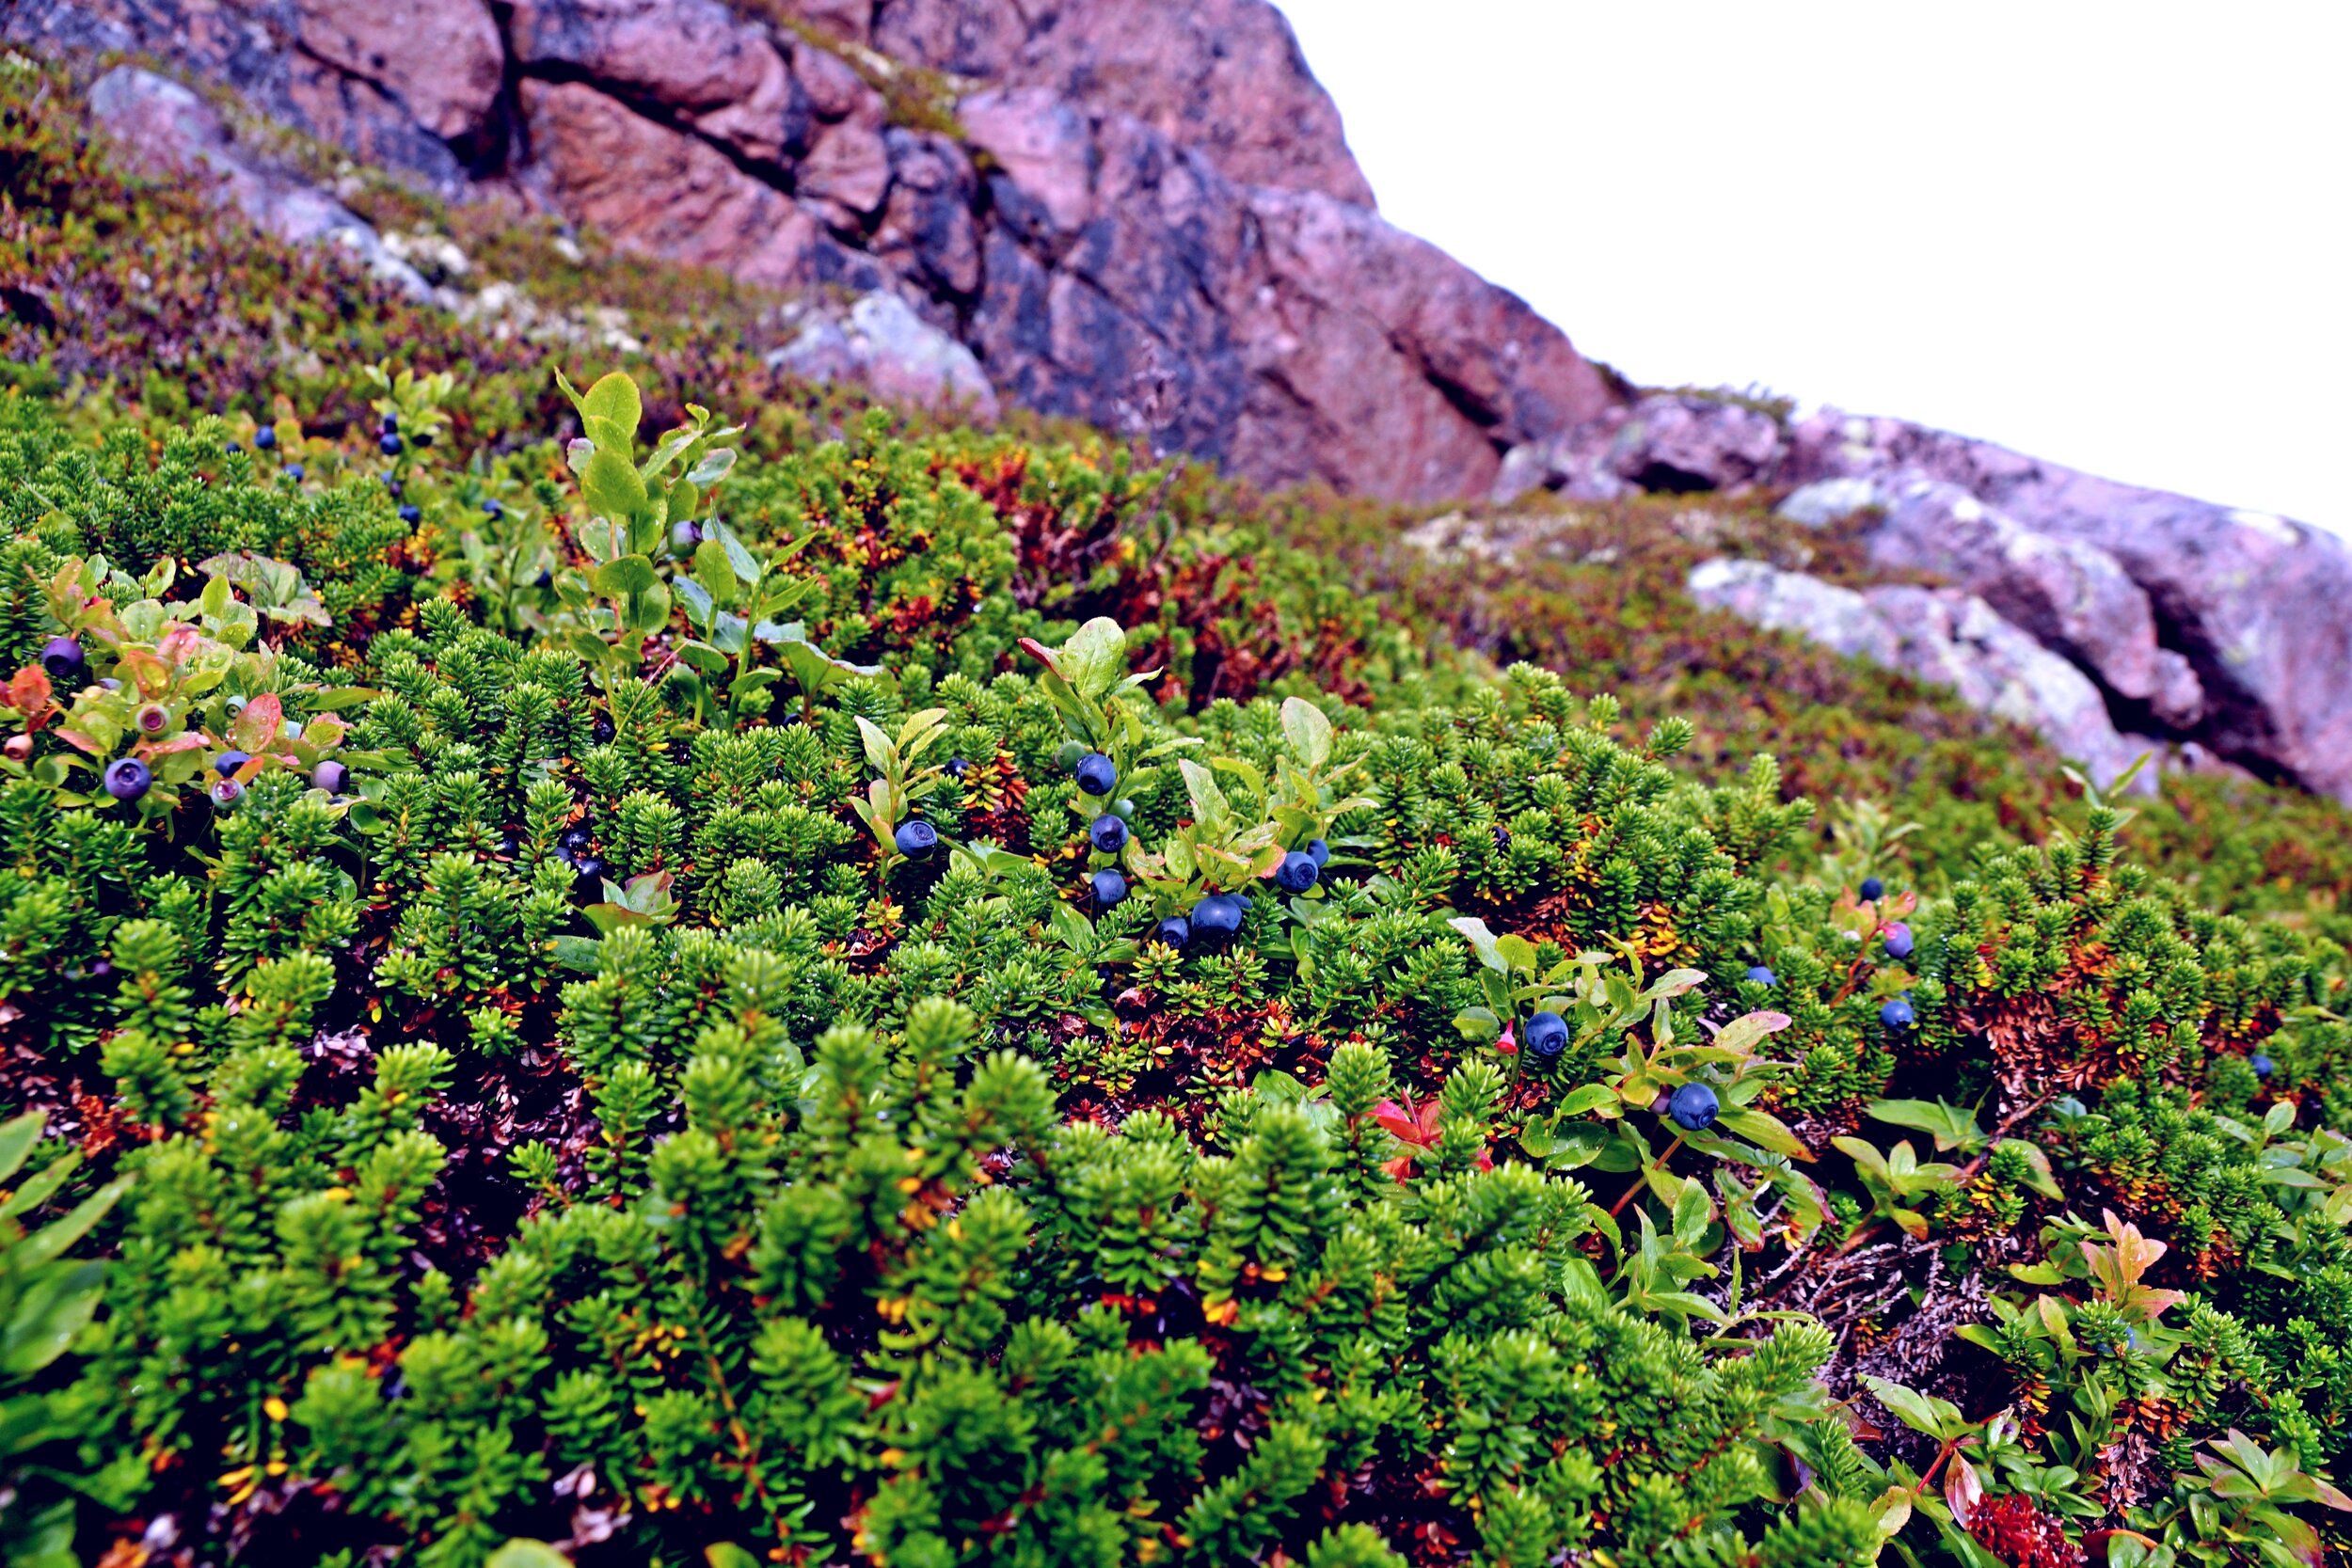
[1883,923,1914,960]
[1859,876,1884,901]
[379,432,403,456]
[385,476,403,497]
[1668,1082,1720,1132]
[945,756,971,780]
[481,499,502,517]
[103,757,151,802]
[1306,838,1330,868]
[1090,868,1127,907]
[1089,814,1128,853]
[1190,894,1244,938]
[533,569,554,590]
[559,826,595,856]
[39,637,85,682]
[284,464,305,481]
[398,505,421,525]
[895,819,939,859]
[380,411,399,435]
[1153,915,1191,948]
[1073,752,1117,796]
[253,425,277,450]
[1745,965,1776,987]
[670,520,700,553]
[1880,996,1915,1031]
[571,855,605,892]
[1523,1010,1568,1059]
[1275,850,1320,893]
[2250,1053,2275,1080]
[224,441,241,454]
[311,760,349,794]
[213,750,251,778]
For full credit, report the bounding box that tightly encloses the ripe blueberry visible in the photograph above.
[482,499,502,517]
[1153,914,1191,948]
[1745,965,1776,987]
[284,464,304,481]
[895,819,939,859]
[253,425,277,450]
[1880,996,1915,1031]
[103,757,151,802]
[945,756,971,780]
[1190,894,1244,938]
[1523,1010,1568,1059]
[398,505,421,525]
[1275,850,1319,893]
[39,637,85,682]
[1073,752,1117,796]
[1306,838,1330,868]
[533,568,554,590]
[225,442,241,454]
[311,760,349,794]
[1860,876,1885,901]
[380,411,399,435]
[1668,1082,1720,1132]
[385,477,403,497]
[1883,923,1914,960]
[1089,814,1128,853]
[379,433,403,456]
[2250,1053,2275,1080]
[1090,868,1127,907]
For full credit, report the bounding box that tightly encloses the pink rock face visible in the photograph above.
[294,0,504,143]
[874,0,1375,205]
[9,0,1625,507]
[510,0,800,164]
[518,80,825,287]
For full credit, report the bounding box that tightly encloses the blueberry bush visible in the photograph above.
[3,43,2352,1568]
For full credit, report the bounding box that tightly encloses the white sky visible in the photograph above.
[1276,1,2351,533]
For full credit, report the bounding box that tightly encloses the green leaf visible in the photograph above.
[1058,617,1129,700]
[580,449,649,523]
[486,1544,576,1568]
[1714,1107,1813,1160]
[1448,916,1507,974]
[592,555,660,599]
[1711,1009,1792,1055]
[2,1259,105,1376]
[1280,695,1334,768]
[576,371,643,450]
[0,1112,41,1184]
[693,540,739,610]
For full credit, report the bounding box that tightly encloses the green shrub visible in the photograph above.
[7,48,2352,1568]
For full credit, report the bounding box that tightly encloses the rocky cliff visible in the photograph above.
[5,0,1620,503]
